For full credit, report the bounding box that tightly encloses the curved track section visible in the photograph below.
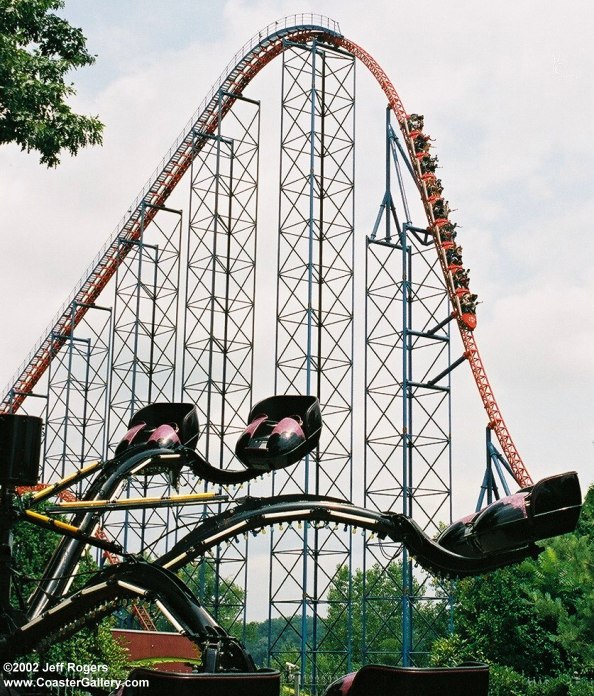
[27,448,187,618]
[0,562,242,664]
[156,495,540,580]
[0,16,342,415]
[331,37,532,488]
[1,495,544,661]
[1,15,531,486]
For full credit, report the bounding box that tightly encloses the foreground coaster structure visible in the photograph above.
[0,13,550,691]
[0,404,582,693]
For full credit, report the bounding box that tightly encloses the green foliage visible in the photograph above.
[488,665,594,696]
[570,683,594,696]
[245,616,316,669]
[176,560,245,635]
[0,0,103,166]
[314,561,449,683]
[525,533,594,671]
[128,656,202,669]
[450,564,567,677]
[41,617,129,682]
[429,633,483,667]
[488,664,533,696]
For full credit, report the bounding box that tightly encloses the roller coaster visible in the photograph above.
[1,15,529,485]
[0,13,582,694]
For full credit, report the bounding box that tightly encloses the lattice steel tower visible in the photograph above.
[268,40,355,690]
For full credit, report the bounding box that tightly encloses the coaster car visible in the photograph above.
[437,471,581,557]
[235,395,322,472]
[112,403,200,486]
[113,667,281,696]
[323,663,489,696]
[153,394,322,485]
[115,402,200,455]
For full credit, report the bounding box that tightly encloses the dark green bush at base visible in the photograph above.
[489,665,594,696]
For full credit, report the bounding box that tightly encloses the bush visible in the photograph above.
[488,667,594,696]
[429,634,484,667]
[528,675,571,696]
[489,664,531,695]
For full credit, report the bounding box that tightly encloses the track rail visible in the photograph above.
[156,495,540,580]
[330,37,532,488]
[1,16,531,486]
[0,562,235,664]
[1,493,544,661]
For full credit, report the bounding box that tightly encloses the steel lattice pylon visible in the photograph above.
[268,41,355,691]
[43,302,112,483]
[182,92,260,637]
[0,14,531,693]
[363,116,453,669]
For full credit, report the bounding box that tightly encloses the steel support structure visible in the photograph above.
[182,92,260,639]
[108,203,181,440]
[363,113,452,667]
[0,16,529,689]
[104,203,182,552]
[268,41,355,693]
[476,427,514,511]
[43,303,112,484]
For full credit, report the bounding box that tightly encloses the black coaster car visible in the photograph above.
[113,403,200,485]
[437,471,581,557]
[235,395,322,472]
[113,668,281,695]
[115,403,200,455]
[323,663,489,696]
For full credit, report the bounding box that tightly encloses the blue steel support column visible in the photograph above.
[476,427,513,510]
[401,220,413,666]
[364,109,452,668]
[182,91,260,638]
[300,43,317,691]
[271,40,355,693]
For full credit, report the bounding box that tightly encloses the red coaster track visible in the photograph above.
[0,15,532,488]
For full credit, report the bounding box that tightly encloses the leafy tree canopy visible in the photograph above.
[0,0,103,166]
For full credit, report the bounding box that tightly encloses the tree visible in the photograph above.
[0,0,103,166]
[448,564,567,678]
[176,560,246,636]
[318,561,449,681]
[524,485,594,674]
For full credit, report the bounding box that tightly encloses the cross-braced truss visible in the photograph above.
[363,115,452,668]
[182,93,260,637]
[269,41,355,691]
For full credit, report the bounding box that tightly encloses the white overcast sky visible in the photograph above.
[1,0,593,524]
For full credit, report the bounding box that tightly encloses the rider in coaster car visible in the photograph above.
[406,113,424,132]
[419,153,438,175]
[426,178,443,197]
[460,292,479,314]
